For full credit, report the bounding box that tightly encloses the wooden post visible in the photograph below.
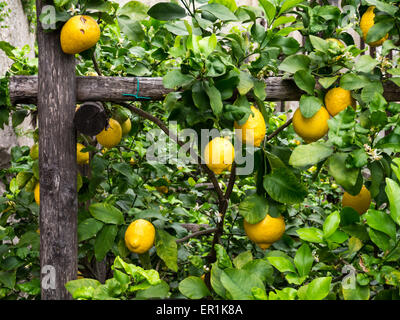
[36,0,77,299]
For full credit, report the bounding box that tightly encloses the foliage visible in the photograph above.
[0,0,400,300]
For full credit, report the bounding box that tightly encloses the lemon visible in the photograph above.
[129,157,136,165]
[292,107,330,143]
[85,71,98,76]
[34,183,40,206]
[77,143,89,165]
[342,185,371,215]
[244,214,285,250]
[30,144,39,160]
[124,219,156,254]
[360,6,388,47]
[96,118,122,148]
[16,172,32,189]
[25,176,37,193]
[234,106,266,147]
[121,118,132,136]
[204,137,235,175]
[156,186,169,194]
[324,87,356,117]
[60,15,100,54]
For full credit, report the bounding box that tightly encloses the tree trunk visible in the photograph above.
[36,0,78,300]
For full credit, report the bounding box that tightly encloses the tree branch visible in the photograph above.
[176,228,218,244]
[266,118,293,141]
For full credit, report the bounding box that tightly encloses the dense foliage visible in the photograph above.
[0,0,400,300]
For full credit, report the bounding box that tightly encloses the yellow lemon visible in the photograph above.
[85,71,98,76]
[360,6,388,47]
[124,219,156,254]
[204,137,235,175]
[292,107,330,143]
[325,87,356,117]
[244,214,285,250]
[234,106,266,147]
[129,157,136,165]
[60,15,101,54]
[121,118,132,136]
[76,143,89,165]
[96,118,122,149]
[34,183,40,206]
[342,185,371,215]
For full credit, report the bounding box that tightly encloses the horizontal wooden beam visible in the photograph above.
[9,75,400,104]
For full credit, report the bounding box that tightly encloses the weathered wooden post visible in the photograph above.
[36,0,77,299]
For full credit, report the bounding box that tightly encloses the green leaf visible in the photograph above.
[368,228,391,251]
[204,83,223,116]
[278,0,304,15]
[94,224,118,261]
[215,244,233,269]
[259,0,276,23]
[303,277,331,300]
[78,218,104,242]
[328,153,361,195]
[309,35,329,52]
[278,54,310,74]
[65,278,101,298]
[136,280,170,299]
[296,227,324,243]
[117,18,145,42]
[385,178,400,226]
[237,71,254,96]
[0,271,16,289]
[198,34,217,58]
[323,211,340,238]
[326,230,349,244]
[340,207,360,226]
[342,283,370,300]
[365,20,393,44]
[272,15,295,29]
[117,1,148,20]
[89,203,124,225]
[365,209,396,240]
[113,256,160,285]
[318,76,339,89]
[289,141,333,168]
[220,268,265,300]
[267,256,297,273]
[364,0,398,16]
[147,2,187,20]
[209,0,238,12]
[294,244,313,277]
[233,251,253,269]
[294,71,315,96]
[242,259,274,284]
[210,263,226,299]
[155,229,178,272]
[263,167,307,204]
[200,3,238,21]
[299,95,322,118]
[179,276,211,299]
[163,70,194,89]
[340,74,371,90]
[354,55,379,73]
[238,194,268,224]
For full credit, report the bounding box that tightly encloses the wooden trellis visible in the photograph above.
[7,0,400,300]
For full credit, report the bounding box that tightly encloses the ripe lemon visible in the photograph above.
[342,185,371,215]
[34,183,40,206]
[30,144,39,160]
[360,6,388,47]
[76,143,89,165]
[292,107,330,143]
[60,15,100,54]
[96,118,122,148]
[244,214,285,250]
[124,219,156,254]
[234,106,266,147]
[204,137,235,175]
[121,118,132,136]
[324,87,356,117]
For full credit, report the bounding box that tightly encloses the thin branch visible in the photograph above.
[266,118,293,141]
[92,52,103,76]
[176,228,218,244]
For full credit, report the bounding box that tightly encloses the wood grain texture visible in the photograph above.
[36,0,77,300]
[10,75,400,103]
